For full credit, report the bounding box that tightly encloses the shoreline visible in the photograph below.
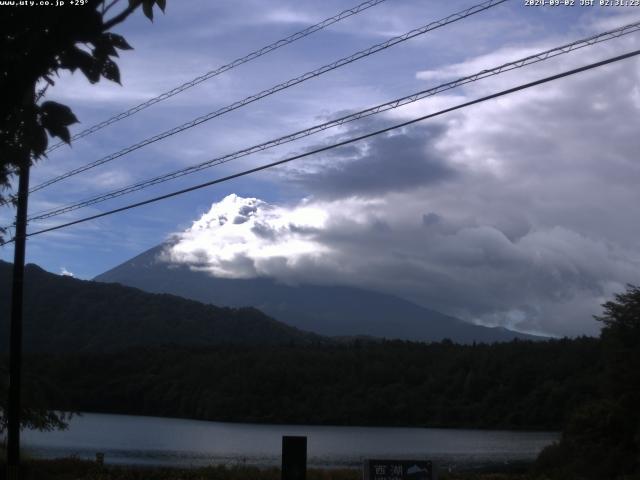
[34,410,565,434]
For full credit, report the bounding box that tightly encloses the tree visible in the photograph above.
[0,361,71,435]
[0,0,167,240]
[595,284,640,474]
[0,0,167,435]
[536,285,640,479]
[596,284,640,408]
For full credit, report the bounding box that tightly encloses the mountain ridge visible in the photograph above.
[94,244,545,343]
[0,260,321,353]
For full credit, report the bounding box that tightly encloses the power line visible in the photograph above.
[2,47,635,246]
[44,0,391,154]
[25,20,640,223]
[28,0,508,194]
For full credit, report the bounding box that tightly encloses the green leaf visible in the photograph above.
[92,35,119,58]
[142,0,154,21]
[105,33,133,51]
[156,0,166,12]
[40,101,79,127]
[40,101,78,145]
[43,123,71,145]
[101,58,121,84]
[59,47,101,83]
[80,64,101,83]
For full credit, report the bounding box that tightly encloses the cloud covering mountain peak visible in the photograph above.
[165,189,640,338]
[167,194,332,279]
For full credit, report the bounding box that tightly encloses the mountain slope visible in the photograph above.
[95,245,544,343]
[0,260,320,353]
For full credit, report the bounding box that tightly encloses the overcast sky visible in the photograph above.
[2,0,640,336]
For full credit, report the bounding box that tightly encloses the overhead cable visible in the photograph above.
[26,20,640,223]
[2,47,635,245]
[44,0,391,154]
[29,0,508,194]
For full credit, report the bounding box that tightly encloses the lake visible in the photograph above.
[22,413,558,470]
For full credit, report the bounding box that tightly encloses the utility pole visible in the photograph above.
[6,159,31,480]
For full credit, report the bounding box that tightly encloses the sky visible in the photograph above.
[2,0,640,337]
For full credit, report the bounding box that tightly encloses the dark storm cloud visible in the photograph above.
[288,123,457,197]
[422,212,442,226]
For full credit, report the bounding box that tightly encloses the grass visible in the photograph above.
[0,458,547,480]
[0,459,356,480]
[6,453,639,480]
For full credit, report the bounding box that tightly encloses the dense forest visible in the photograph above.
[15,337,601,430]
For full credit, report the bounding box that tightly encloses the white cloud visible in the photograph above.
[166,194,640,337]
[60,267,75,277]
[166,194,332,279]
[263,9,316,25]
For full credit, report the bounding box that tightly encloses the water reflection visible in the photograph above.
[22,413,558,469]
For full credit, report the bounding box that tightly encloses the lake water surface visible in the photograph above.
[22,413,558,470]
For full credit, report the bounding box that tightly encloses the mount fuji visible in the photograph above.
[95,196,544,343]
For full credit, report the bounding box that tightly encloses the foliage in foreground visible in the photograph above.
[0,0,166,235]
[0,362,71,435]
[534,285,640,479]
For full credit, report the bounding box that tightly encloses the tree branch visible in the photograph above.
[102,0,122,16]
[102,1,139,31]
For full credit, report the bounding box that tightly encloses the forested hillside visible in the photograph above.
[0,261,320,353]
[21,337,601,430]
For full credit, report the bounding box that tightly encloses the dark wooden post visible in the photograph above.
[282,436,306,480]
[6,161,31,480]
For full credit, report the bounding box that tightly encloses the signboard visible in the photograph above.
[364,459,434,480]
